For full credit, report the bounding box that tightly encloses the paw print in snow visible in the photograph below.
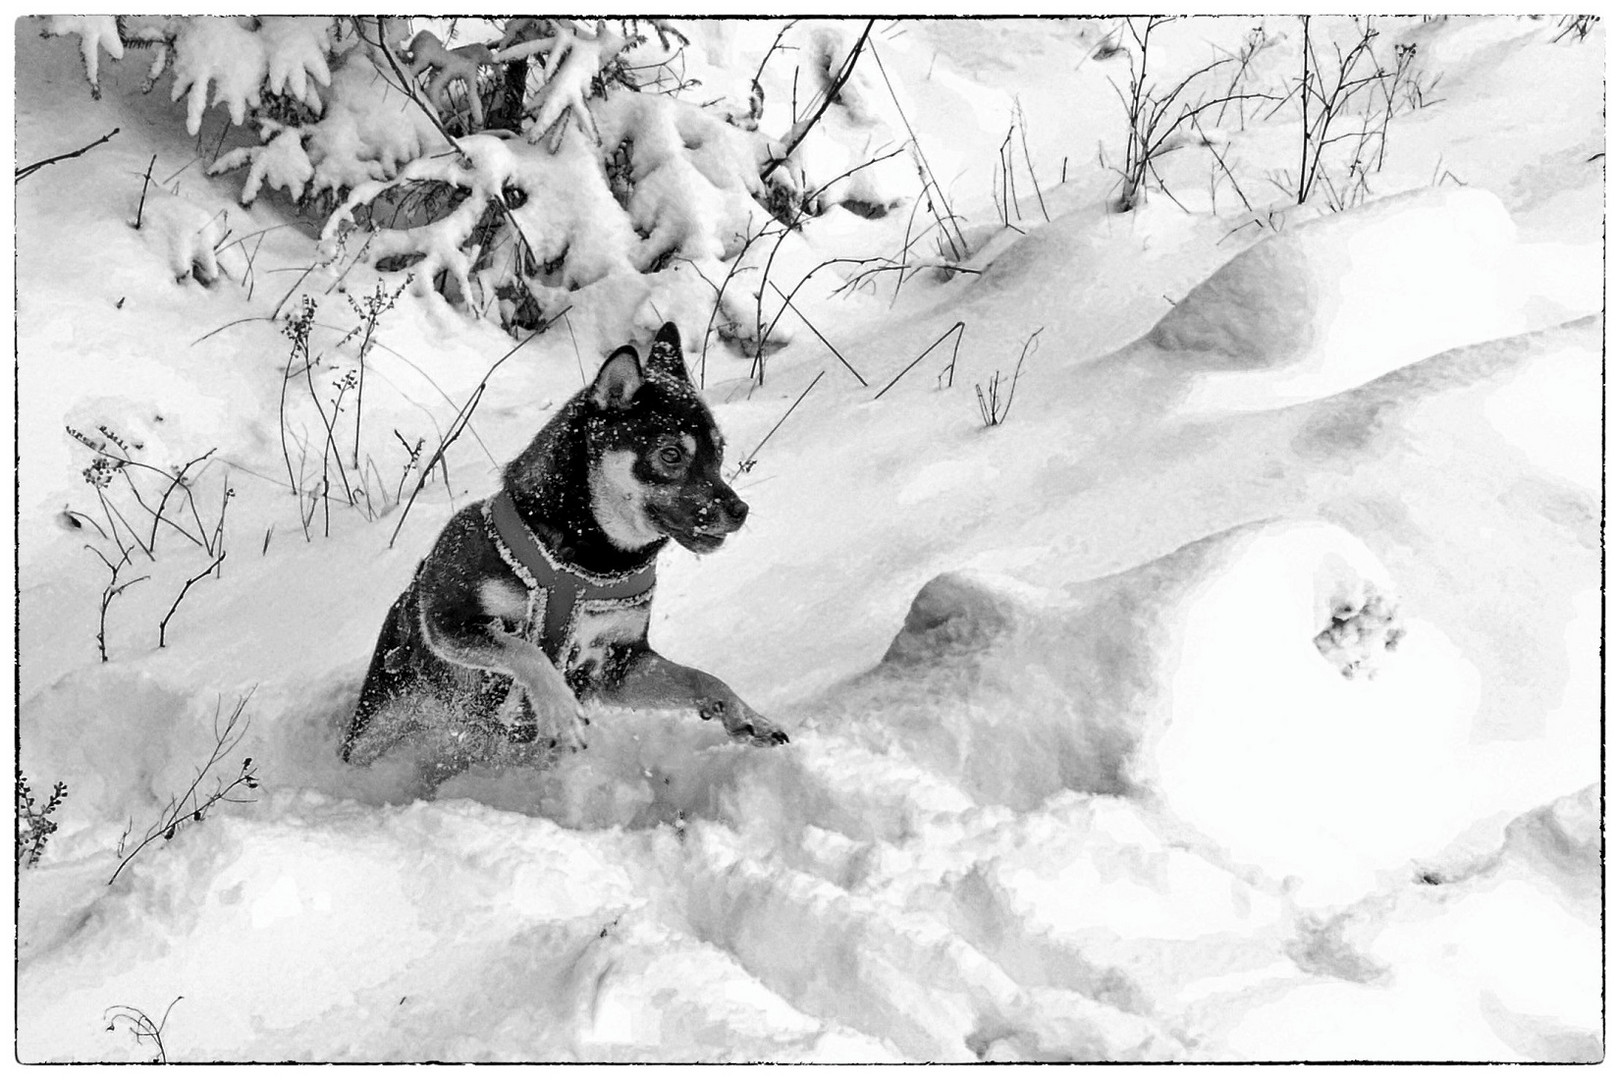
[1314,587,1404,679]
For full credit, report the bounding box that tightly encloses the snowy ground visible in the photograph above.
[12,16,1605,1063]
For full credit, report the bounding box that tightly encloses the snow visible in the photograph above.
[11,14,1604,1064]
[1150,187,1524,411]
[299,53,447,199]
[209,121,314,205]
[255,16,333,111]
[39,15,124,98]
[136,189,232,285]
[596,92,769,268]
[1141,521,1474,906]
[168,17,270,136]
[525,22,628,153]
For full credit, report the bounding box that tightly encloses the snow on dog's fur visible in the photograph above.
[344,322,788,787]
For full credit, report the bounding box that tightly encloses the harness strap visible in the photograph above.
[485,489,656,661]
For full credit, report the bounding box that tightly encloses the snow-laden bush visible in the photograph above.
[40,15,905,349]
[317,84,785,335]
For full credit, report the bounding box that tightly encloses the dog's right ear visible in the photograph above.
[590,346,643,410]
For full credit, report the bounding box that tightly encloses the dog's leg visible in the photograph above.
[604,648,789,746]
[419,607,591,751]
[345,589,421,764]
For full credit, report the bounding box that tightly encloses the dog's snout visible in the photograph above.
[689,486,748,538]
[711,488,747,531]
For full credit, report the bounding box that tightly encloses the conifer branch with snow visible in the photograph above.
[43,15,904,355]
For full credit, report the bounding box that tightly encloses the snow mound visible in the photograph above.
[1148,188,1524,411]
[820,569,1142,809]
[827,519,1479,906]
[1221,783,1600,1062]
[1136,520,1478,906]
[137,189,233,286]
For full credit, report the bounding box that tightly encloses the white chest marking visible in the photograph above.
[479,579,531,621]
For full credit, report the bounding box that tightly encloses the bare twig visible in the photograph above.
[104,997,183,1064]
[89,546,148,663]
[1014,100,1050,222]
[761,20,875,177]
[1109,17,1279,212]
[158,552,227,648]
[143,449,216,556]
[300,331,356,532]
[134,154,157,229]
[744,144,906,381]
[750,19,801,102]
[975,326,1041,427]
[874,321,967,400]
[16,127,119,182]
[108,691,260,886]
[732,369,824,480]
[278,297,314,495]
[803,143,909,213]
[750,222,794,383]
[869,42,967,259]
[762,254,890,350]
[766,281,865,386]
[683,220,774,386]
[389,311,564,547]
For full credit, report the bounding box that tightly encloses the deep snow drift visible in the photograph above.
[13,16,1603,1063]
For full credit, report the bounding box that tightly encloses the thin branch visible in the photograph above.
[805,144,909,209]
[761,20,875,177]
[874,321,967,400]
[158,552,227,648]
[108,692,259,886]
[732,370,824,480]
[389,311,564,547]
[766,282,865,386]
[869,42,967,259]
[16,127,119,182]
[134,154,157,229]
[1014,100,1050,222]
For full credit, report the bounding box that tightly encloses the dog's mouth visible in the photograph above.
[668,526,729,555]
[647,505,734,554]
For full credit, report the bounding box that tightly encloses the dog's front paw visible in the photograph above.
[519,684,591,752]
[546,698,593,752]
[700,699,790,747]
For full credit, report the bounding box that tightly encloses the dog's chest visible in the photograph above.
[484,493,656,683]
[561,590,653,677]
[495,575,652,674]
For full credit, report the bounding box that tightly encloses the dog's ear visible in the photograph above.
[644,321,691,384]
[591,346,643,410]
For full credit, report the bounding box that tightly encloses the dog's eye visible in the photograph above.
[657,446,685,467]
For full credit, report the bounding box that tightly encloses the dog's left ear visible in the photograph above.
[591,346,643,410]
[644,321,691,384]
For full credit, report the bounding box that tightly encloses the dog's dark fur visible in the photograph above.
[344,322,787,783]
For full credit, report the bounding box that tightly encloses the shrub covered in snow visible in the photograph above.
[40,16,910,347]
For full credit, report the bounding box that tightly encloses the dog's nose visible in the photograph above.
[721,492,748,529]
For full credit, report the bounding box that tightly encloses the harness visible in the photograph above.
[481,489,657,668]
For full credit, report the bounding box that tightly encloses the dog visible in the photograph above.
[344,321,788,783]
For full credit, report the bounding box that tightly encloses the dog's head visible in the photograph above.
[585,322,749,555]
